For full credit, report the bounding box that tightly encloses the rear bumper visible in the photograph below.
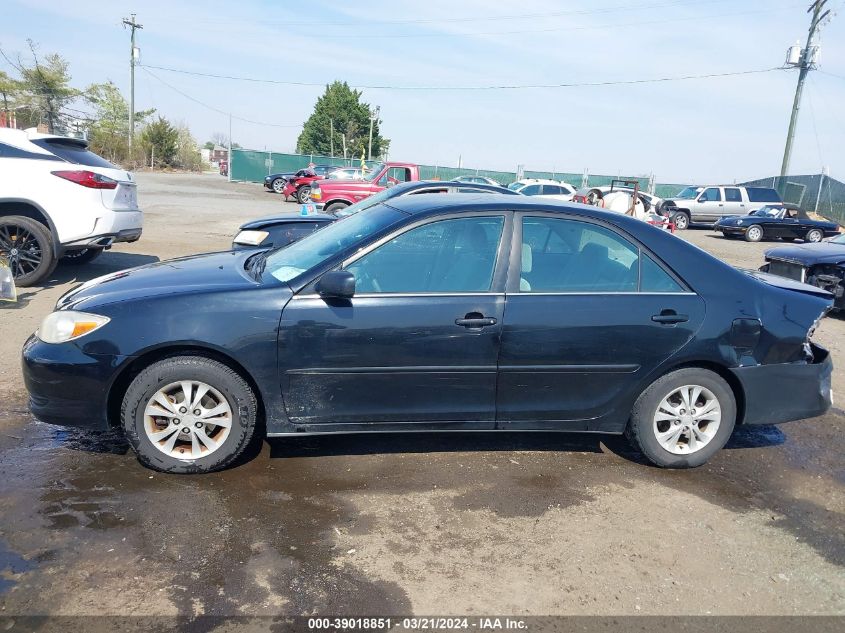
[732,343,833,425]
[21,335,127,430]
[62,228,142,251]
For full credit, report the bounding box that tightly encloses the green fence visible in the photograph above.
[740,174,845,225]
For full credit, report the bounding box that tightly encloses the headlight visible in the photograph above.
[233,230,270,246]
[37,311,110,344]
[311,187,322,200]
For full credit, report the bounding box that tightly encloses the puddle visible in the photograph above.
[0,539,33,595]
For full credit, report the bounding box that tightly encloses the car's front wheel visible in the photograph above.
[0,215,56,287]
[324,202,349,215]
[745,226,764,242]
[805,229,824,243]
[297,186,312,204]
[121,356,259,474]
[626,367,736,468]
[61,247,104,265]
[271,178,285,193]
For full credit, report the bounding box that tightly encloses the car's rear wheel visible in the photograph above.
[0,216,56,287]
[297,186,312,204]
[672,212,690,230]
[626,367,736,468]
[61,247,104,265]
[805,229,824,243]
[271,178,285,193]
[324,202,349,215]
[745,226,764,242]
[121,356,259,474]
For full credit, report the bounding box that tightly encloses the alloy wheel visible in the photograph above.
[806,230,823,243]
[0,223,43,280]
[652,384,721,455]
[272,179,285,193]
[747,226,763,242]
[143,381,233,459]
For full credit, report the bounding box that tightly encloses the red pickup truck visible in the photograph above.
[309,162,421,214]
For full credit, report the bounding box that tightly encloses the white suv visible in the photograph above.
[0,128,142,286]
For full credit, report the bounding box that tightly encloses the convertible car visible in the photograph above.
[23,196,833,474]
[715,204,840,243]
[761,232,845,311]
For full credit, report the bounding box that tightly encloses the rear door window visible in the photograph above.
[0,142,62,161]
[724,188,742,202]
[30,139,116,169]
[746,187,782,203]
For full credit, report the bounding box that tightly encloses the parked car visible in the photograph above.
[232,213,335,250]
[760,232,845,311]
[715,204,840,243]
[510,179,576,201]
[235,180,518,245]
[454,175,502,186]
[661,185,782,229]
[263,164,336,194]
[310,162,422,214]
[0,128,143,286]
[281,170,326,204]
[23,195,833,474]
[326,167,364,180]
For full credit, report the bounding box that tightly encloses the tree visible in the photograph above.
[0,71,22,122]
[140,117,178,167]
[85,81,154,163]
[203,141,215,150]
[174,122,203,171]
[5,41,80,133]
[296,81,387,158]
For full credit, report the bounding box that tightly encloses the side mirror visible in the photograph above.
[316,270,355,299]
[385,180,395,188]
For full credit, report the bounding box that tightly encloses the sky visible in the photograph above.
[1,0,843,184]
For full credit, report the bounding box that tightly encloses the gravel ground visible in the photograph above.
[0,172,842,618]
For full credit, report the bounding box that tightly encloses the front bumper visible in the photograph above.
[731,343,833,425]
[21,335,129,429]
[717,225,746,236]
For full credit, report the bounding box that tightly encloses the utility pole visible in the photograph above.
[228,112,232,183]
[330,118,334,157]
[779,0,829,190]
[122,14,143,152]
[367,105,380,161]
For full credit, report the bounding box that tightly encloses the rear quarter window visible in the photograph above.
[31,139,116,169]
[746,187,782,203]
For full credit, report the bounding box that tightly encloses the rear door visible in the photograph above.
[723,187,745,215]
[496,213,705,431]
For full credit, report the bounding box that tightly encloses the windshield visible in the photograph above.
[754,206,782,218]
[265,205,404,282]
[674,186,702,200]
[830,233,845,244]
[507,182,523,191]
[363,162,386,182]
[334,186,399,218]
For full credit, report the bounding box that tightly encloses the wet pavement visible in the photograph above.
[0,173,843,617]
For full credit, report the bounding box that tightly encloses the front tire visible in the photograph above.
[745,225,763,242]
[61,247,104,265]
[324,202,349,215]
[805,229,823,243]
[121,356,259,474]
[0,215,56,287]
[271,178,285,194]
[626,367,736,468]
[297,185,312,204]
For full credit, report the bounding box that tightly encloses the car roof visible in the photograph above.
[386,180,517,194]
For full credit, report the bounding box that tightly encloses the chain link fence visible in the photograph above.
[740,174,845,225]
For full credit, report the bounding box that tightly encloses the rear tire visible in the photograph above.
[626,367,736,468]
[805,229,823,243]
[672,212,690,230]
[61,247,104,265]
[324,202,349,215]
[121,356,259,474]
[0,215,56,287]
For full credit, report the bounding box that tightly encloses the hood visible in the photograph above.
[239,213,336,230]
[765,242,845,266]
[57,251,263,311]
[316,178,375,192]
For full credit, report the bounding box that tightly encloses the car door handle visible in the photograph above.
[652,310,689,325]
[455,316,497,328]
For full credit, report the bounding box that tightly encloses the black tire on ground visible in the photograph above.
[744,225,764,242]
[672,212,690,230]
[324,202,349,215]
[121,356,260,474]
[61,247,104,265]
[805,229,824,243]
[296,186,312,204]
[0,215,57,287]
[626,367,736,468]
[271,178,285,194]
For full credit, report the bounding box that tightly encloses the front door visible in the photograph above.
[497,214,705,432]
[278,214,509,428]
[694,187,724,222]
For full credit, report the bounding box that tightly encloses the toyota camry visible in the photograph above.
[22,196,833,473]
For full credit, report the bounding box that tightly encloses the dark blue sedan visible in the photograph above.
[22,196,834,473]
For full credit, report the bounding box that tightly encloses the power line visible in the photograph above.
[817,69,845,80]
[140,63,783,91]
[139,66,302,128]
[185,0,731,27]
